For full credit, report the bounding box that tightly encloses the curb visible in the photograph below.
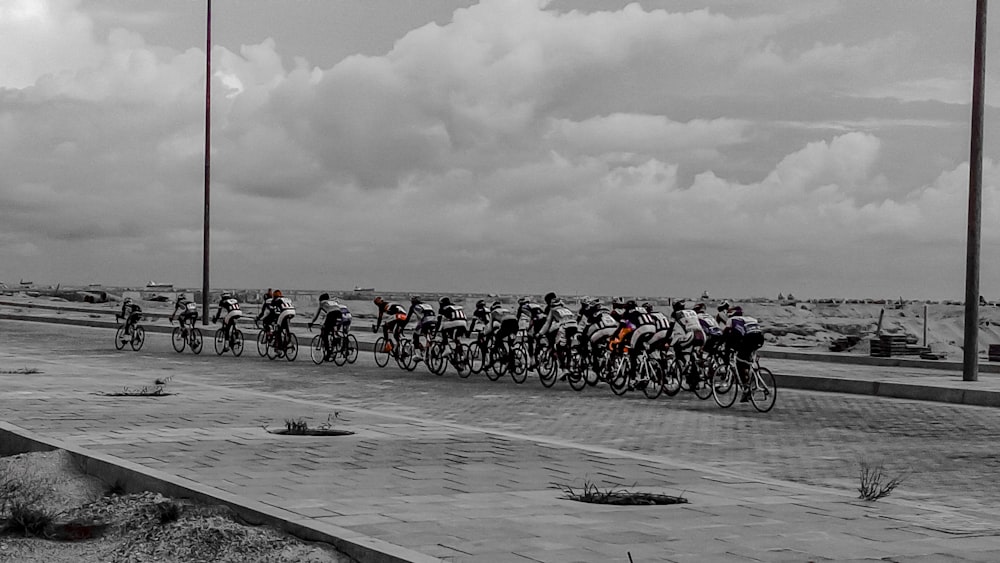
[0,421,443,563]
[761,347,1000,374]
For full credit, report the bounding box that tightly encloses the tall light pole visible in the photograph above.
[202,0,212,325]
[964,0,988,381]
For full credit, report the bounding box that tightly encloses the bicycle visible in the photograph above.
[267,322,298,361]
[309,325,358,366]
[604,345,664,399]
[426,333,471,377]
[711,350,776,412]
[213,319,244,357]
[171,319,203,354]
[256,321,275,357]
[114,316,145,351]
[469,330,527,383]
[373,326,416,371]
[661,346,711,400]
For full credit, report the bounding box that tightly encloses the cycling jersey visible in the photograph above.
[214,297,242,325]
[540,302,575,334]
[697,312,723,337]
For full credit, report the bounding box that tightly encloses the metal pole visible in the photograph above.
[202,0,212,325]
[964,0,988,381]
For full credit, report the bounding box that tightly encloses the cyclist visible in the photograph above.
[373,296,407,352]
[470,299,490,334]
[169,294,199,335]
[116,297,142,338]
[666,300,706,389]
[487,300,519,350]
[212,291,243,350]
[308,293,342,354]
[693,302,724,357]
[255,289,278,337]
[270,290,296,349]
[436,297,468,355]
[618,300,657,384]
[539,292,576,375]
[517,297,546,359]
[405,296,438,360]
[715,300,731,328]
[724,305,764,401]
[643,302,672,358]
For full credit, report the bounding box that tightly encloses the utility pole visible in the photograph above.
[202,0,212,325]
[964,0,988,381]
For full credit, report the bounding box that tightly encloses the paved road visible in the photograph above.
[4,319,999,517]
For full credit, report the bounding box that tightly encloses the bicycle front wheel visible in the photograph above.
[285,333,298,361]
[171,327,185,353]
[130,326,145,351]
[567,349,588,392]
[749,367,777,413]
[426,342,447,375]
[115,326,127,350]
[641,359,663,400]
[256,330,268,357]
[453,343,471,378]
[662,359,682,397]
[468,342,486,375]
[511,343,528,384]
[486,343,505,381]
[397,339,417,371]
[190,328,203,355]
[373,337,391,367]
[310,335,325,365]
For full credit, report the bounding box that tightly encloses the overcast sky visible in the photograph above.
[3,0,1000,299]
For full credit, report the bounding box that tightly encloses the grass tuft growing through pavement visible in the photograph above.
[553,480,688,506]
[857,456,907,501]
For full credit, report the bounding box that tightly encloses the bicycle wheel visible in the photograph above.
[511,343,528,384]
[641,358,663,400]
[215,330,227,355]
[231,329,244,357]
[397,339,417,371]
[468,341,486,374]
[692,362,713,400]
[454,343,471,378]
[536,342,558,387]
[190,328,203,355]
[426,342,446,375]
[256,330,268,357]
[712,363,738,408]
[114,326,127,350]
[609,355,630,396]
[285,333,298,361]
[130,326,145,351]
[567,349,587,392]
[749,367,777,413]
[486,342,506,381]
[345,334,359,364]
[171,327,186,353]
[373,336,391,367]
[662,359,682,397]
[331,336,348,366]
[310,335,325,365]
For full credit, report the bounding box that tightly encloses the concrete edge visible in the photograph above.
[0,421,443,563]
[774,374,1000,407]
[762,347,1000,374]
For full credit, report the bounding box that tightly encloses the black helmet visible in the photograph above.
[319,292,330,301]
[410,295,422,304]
[491,301,502,311]
[476,299,486,309]
[625,300,637,310]
[641,302,652,311]
[693,302,706,313]
[672,301,685,312]
[439,296,452,307]
[718,300,730,311]
[544,292,557,304]
[517,297,529,306]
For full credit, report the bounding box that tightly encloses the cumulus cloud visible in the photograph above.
[0,0,996,298]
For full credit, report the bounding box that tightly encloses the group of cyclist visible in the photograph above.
[115,288,764,393]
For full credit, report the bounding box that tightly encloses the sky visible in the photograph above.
[3,0,1000,300]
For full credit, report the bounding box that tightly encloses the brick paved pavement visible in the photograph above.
[3,319,1000,561]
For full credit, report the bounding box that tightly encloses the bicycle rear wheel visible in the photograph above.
[345,334,359,364]
[608,355,630,396]
[171,327,185,353]
[397,339,418,371]
[215,330,227,356]
[453,343,471,378]
[130,326,145,351]
[114,326,127,350]
[566,349,587,391]
[749,367,777,413]
[486,342,506,381]
[641,359,663,400]
[190,328,203,355]
[332,335,349,366]
[231,329,244,357]
[310,335,325,365]
[662,359,682,397]
[712,363,738,408]
[468,341,486,375]
[511,343,528,384]
[373,336,390,367]
[536,342,558,387]
[426,342,446,375]
[256,330,268,357]
[285,333,298,361]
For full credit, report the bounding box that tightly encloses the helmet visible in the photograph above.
[319,292,330,301]
[641,302,652,311]
[265,289,273,298]
[672,301,685,312]
[491,301,502,311]
[625,300,637,310]
[273,290,283,298]
[124,297,133,305]
[517,297,529,306]
[221,291,233,299]
[731,306,744,316]
[476,299,486,309]
[373,296,384,306]
[439,297,452,307]
[410,295,422,304]
[718,300,730,311]
[177,294,187,303]
[612,296,625,308]
[544,292,557,304]
[693,302,706,313]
